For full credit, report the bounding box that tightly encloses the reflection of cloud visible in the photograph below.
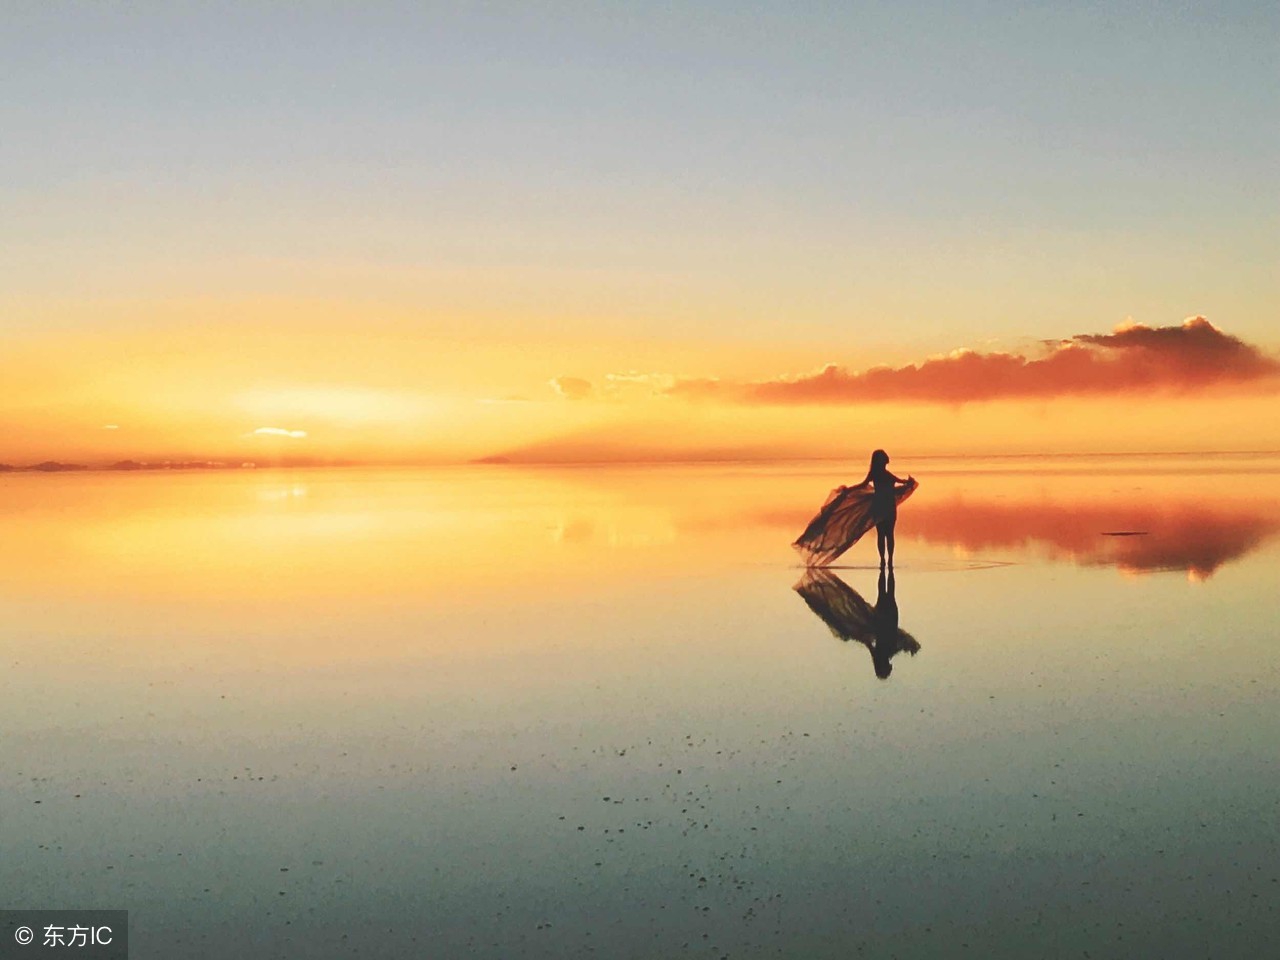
[549,376,593,400]
[902,497,1280,579]
[551,517,596,545]
[252,426,308,439]
[547,510,677,548]
[734,493,1279,579]
[486,437,798,464]
[257,484,309,502]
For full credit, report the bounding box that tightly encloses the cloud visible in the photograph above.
[605,371,718,399]
[604,372,675,391]
[665,377,726,400]
[548,372,727,402]
[676,318,1278,406]
[252,426,308,439]
[549,376,594,400]
[537,318,1276,418]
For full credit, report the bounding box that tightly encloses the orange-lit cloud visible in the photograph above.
[634,318,1279,406]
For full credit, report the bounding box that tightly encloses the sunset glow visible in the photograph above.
[6,6,1279,957]
[4,5,1276,468]
[2,312,1277,466]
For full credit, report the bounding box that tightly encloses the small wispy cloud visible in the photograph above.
[547,371,725,402]
[101,424,120,430]
[603,371,676,391]
[665,377,725,400]
[251,426,308,439]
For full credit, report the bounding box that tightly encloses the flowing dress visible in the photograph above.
[792,477,918,566]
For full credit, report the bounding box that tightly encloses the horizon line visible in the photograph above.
[4,448,1280,475]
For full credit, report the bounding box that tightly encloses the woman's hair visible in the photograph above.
[870,449,889,471]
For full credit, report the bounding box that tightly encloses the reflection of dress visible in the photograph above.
[793,569,920,678]
[793,478,918,566]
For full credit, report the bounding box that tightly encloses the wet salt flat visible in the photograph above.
[2,455,1278,958]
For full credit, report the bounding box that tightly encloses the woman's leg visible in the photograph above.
[875,497,898,568]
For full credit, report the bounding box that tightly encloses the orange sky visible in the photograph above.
[5,5,1277,466]
[2,304,1277,465]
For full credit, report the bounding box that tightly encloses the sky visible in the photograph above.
[2,1,1277,463]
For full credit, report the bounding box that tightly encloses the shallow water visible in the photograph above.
[3,456,1278,958]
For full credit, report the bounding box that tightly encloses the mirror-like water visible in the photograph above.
[3,456,1278,958]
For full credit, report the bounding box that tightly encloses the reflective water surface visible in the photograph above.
[3,456,1278,958]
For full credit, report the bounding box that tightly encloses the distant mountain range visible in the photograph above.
[0,460,244,473]
[104,460,244,471]
[0,461,91,472]
[0,458,358,474]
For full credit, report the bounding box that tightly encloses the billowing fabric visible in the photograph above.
[792,477,918,566]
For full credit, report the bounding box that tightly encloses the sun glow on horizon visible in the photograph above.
[1,303,1277,466]
[251,427,308,439]
[237,386,446,426]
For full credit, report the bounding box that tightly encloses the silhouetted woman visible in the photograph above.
[854,449,914,567]
[793,449,918,567]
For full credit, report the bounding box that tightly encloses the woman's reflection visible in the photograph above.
[794,568,920,679]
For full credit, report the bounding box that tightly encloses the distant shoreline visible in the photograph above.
[3,449,1279,476]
